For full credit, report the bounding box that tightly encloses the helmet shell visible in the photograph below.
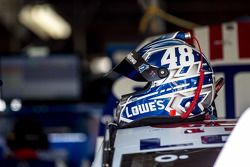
[113,32,215,127]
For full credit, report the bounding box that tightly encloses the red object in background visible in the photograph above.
[193,21,250,62]
[238,22,250,58]
[209,25,223,60]
[14,148,37,160]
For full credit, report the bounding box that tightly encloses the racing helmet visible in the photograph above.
[112,31,217,128]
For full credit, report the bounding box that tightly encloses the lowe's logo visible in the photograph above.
[125,100,165,118]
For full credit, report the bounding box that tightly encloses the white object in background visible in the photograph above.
[0,99,6,112]
[19,4,71,40]
[234,73,250,117]
[214,107,250,167]
[92,137,103,167]
[193,26,210,60]
[222,22,239,63]
[214,73,226,118]
[90,57,112,74]
[10,98,22,112]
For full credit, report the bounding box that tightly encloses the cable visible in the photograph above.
[139,5,200,33]
[0,56,3,99]
[181,36,204,119]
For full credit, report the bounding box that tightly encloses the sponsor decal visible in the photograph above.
[138,63,149,73]
[125,100,165,118]
[149,70,157,77]
[140,137,193,150]
[155,154,189,163]
[126,52,137,64]
[201,134,229,144]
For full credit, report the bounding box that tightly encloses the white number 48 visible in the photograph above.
[161,46,195,69]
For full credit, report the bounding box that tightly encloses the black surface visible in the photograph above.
[121,147,221,167]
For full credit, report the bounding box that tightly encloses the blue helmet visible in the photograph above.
[112,31,217,128]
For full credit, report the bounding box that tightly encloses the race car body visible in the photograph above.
[92,119,236,167]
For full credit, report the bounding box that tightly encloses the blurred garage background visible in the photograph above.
[0,0,250,166]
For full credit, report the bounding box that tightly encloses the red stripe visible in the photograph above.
[209,25,223,60]
[238,22,250,58]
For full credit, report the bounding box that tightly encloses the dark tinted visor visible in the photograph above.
[112,51,169,82]
[113,58,146,81]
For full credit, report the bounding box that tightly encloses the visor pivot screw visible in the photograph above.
[158,68,169,78]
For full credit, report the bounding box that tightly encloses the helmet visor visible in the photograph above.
[112,51,166,82]
[113,58,146,81]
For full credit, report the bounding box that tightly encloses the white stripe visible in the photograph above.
[173,83,190,90]
[150,84,213,100]
[222,22,239,63]
[194,26,210,60]
[120,116,133,123]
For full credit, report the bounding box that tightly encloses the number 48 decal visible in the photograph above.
[161,45,197,69]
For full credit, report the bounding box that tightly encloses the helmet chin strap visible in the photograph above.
[181,36,205,119]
